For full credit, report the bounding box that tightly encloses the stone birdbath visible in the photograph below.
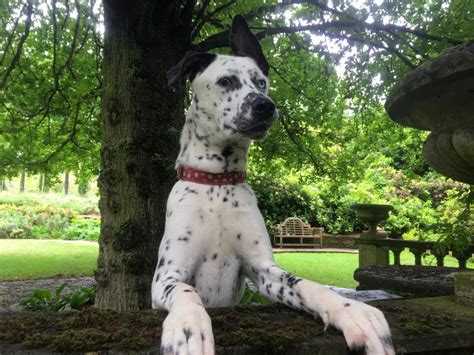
[352,204,393,267]
[351,203,393,238]
[385,40,474,184]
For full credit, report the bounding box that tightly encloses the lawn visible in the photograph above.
[1,240,472,287]
[275,252,359,288]
[275,251,474,289]
[0,240,98,281]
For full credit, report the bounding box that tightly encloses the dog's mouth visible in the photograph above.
[239,122,272,139]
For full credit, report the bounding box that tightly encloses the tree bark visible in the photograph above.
[19,172,26,193]
[95,0,194,310]
[38,174,44,192]
[64,171,70,195]
[43,173,51,193]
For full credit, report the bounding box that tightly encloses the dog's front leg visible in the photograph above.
[245,260,394,355]
[153,268,214,355]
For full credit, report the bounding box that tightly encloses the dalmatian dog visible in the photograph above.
[152,15,394,355]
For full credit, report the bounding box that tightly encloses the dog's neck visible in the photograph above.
[176,106,250,174]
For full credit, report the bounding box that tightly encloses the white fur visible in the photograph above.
[152,54,394,355]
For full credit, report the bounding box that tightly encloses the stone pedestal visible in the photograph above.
[455,271,474,306]
[358,237,389,268]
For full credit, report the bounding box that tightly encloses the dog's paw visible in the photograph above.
[323,300,394,355]
[160,304,215,355]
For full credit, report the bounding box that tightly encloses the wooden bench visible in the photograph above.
[274,217,324,248]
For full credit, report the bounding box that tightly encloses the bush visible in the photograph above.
[248,173,363,234]
[64,218,100,241]
[248,152,470,244]
[0,192,99,215]
[0,204,72,239]
[0,203,99,241]
[248,173,318,236]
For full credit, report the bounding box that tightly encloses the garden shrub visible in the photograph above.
[64,218,100,241]
[249,152,471,246]
[0,204,99,241]
[248,173,318,236]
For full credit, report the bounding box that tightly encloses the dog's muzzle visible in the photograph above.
[237,94,278,139]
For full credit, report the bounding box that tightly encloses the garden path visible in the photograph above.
[0,276,95,312]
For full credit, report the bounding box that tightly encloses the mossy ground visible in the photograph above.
[1,299,473,354]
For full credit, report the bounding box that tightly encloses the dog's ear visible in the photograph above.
[167,51,217,88]
[229,15,269,76]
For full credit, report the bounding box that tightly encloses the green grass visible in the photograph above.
[275,251,474,289]
[1,239,472,286]
[275,252,360,288]
[0,240,99,281]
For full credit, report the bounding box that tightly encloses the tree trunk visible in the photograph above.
[43,173,51,193]
[19,172,26,193]
[38,174,44,192]
[95,1,193,310]
[77,177,89,196]
[64,171,70,195]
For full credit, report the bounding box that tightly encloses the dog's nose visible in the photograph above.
[252,97,276,118]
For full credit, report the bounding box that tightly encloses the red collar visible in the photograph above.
[177,166,246,185]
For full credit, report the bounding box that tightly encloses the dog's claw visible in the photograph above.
[327,300,395,355]
[161,304,215,355]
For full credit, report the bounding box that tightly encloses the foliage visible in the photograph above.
[429,188,474,254]
[0,191,99,214]
[250,150,470,242]
[65,217,100,241]
[0,0,102,178]
[0,202,99,240]
[20,283,96,312]
[1,1,473,256]
[239,286,269,306]
[248,173,318,235]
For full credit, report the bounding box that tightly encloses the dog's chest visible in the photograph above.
[165,181,258,306]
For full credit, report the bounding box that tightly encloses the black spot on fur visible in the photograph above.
[183,327,193,342]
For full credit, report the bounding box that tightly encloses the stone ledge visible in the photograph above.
[354,265,461,296]
[0,298,473,354]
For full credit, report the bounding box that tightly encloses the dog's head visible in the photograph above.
[167,15,278,140]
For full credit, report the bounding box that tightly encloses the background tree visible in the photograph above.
[1,0,472,310]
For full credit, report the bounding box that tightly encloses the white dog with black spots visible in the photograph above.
[152,15,395,355]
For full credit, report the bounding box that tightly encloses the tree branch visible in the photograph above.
[195,18,462,53]
[0,0,33,90]
[191,0,237,40]
[0,2,27,68]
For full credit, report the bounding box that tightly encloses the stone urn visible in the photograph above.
[351,203,393,238]
[385,40,474,184]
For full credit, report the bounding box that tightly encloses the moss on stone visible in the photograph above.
[1,300,474,354]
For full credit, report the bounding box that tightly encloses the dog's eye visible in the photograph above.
[217,77,232,87]
[257,79,267,90]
